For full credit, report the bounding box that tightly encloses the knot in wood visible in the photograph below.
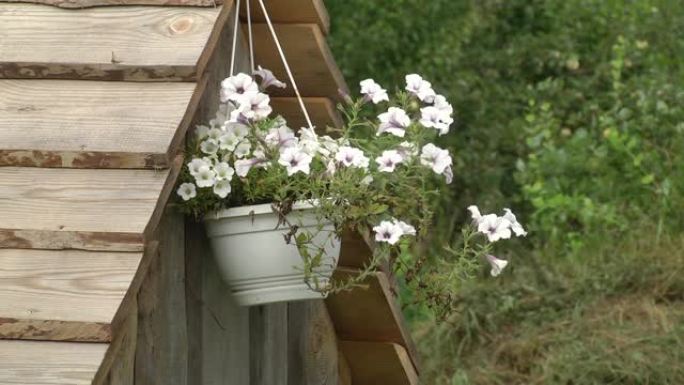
[168,16,194,35]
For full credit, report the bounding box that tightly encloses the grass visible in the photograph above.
[414,228,684,384]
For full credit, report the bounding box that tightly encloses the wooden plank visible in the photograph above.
[271,97,342,130]
[288,300,339,385]
[325,268,420,373]
[0,4,221,81]
[338,345,352,385]
[0,80,198,168]
[250,303,288,385]
[0,340,108,385]
[249,24,348,99]
[0,249,141,337]
[135,211,188,385]
[340,341,418,385]
[240,0,330,34]
[0,167,171,251]
[107,299,138,385]
[5,0,221,8]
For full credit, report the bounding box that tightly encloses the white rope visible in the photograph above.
[256,0,316,134]
[246,0,255,73]
[229,0,241,76]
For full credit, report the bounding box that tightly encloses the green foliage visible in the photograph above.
[327,0,684,248]
[327,0,684,382]
[414,230,684,384]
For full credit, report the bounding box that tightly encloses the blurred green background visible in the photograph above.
[326,0,684,383]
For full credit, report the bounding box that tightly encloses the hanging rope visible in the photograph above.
[256,0,316,135]
[246,0,255,73]
[229,0,241,76]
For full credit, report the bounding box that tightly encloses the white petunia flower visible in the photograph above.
[467,205,483,225]
[194,166,217,188]
[477,214,513,243]
[187,158,211,177]
[213,162,235,181]
[318,135,342,157]
[200,139,219,155]
[224,122,250,139]
[265,126,298,150]
[503,208,527,237]
[235,158,256,177]
[433,95,454,118]
[207,128,223,141]
[278,147,313,176]
[335,146,370,169]
[234,141,252,158]
[213,179,232,198]
[420,143,452,175]
[220,73,259,103]
[176,183,197,201]
[377,107,411,137]
[420,106,451,135]
[361,174,374,185]
[485,254,509,277]
[218,133,240,152]
[195,125,210,140]
[360,79,389,104]
[253,65,287,89]
[373,221,403,245]
[231,92,272,122]
[393,219,416,236]
[405,74,436,103]
[375,150,404,172]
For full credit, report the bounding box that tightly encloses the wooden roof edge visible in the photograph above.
[3,0,222,8]
[239,0,330,34]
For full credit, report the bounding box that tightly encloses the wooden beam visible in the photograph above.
[325,268,420,374]
[0,167,171,251]
[249,24,348,99]
[271,97,343,130]
[0,4,221,81]
[4,0,222,8]
[0,248,142,342]
[0,80,199,169]
[340,341,419,385]
[240,0,330,34]
[0,340,108,385]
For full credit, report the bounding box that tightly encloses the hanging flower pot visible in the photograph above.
[176,68,526,313]
[203,201,340,306]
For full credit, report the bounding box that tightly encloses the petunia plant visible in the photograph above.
[177,68,526,316]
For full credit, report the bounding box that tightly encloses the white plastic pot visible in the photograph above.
[203,201,340,306]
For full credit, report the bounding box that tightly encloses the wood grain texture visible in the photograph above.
[5,0,222,8]
[340,341,419,385]
[250,303,288,385]
[0,167,170,249]
[0,318,111,342]
[0,80,197,168]
[249,24,348,98]
[0,249,142,325]
[135,212,188,385]
[271,97,342,130]
[240,0,330,34]
[326,268,420,374]
[288,300,339,385]
[0,4,220,81]
[0,340,108,385]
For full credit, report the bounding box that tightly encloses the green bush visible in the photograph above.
[327,0,684,249]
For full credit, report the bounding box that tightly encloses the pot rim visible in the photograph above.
[204,199,319,221]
